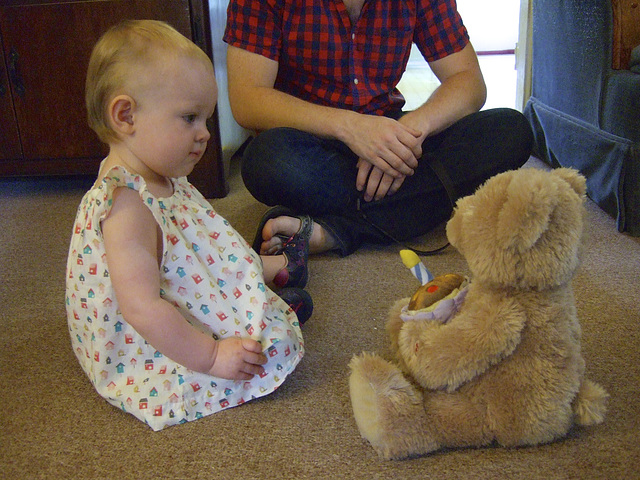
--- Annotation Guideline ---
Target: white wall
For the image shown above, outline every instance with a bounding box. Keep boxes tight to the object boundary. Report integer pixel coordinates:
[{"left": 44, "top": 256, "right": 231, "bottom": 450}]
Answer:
[
  {"left": 208, "top": 0, "right": 251, "bottom": 175},
  {"left": 457, "top": 0, "right": 520, "bottom": 52}
]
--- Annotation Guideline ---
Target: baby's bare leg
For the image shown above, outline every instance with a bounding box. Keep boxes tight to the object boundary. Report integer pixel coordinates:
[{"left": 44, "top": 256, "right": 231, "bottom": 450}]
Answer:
[{"left": 261, "top": 254, "right": 287, "bottom": 284}]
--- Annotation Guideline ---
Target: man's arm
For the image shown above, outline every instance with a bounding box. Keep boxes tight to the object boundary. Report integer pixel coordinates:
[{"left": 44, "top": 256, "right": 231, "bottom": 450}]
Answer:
[
  {"left": 226, "top": 45, "right": 344, "bottom": 138},
  {"left": 226, "top": 45, "right": 421, "bottom": 178},
  {"left": 358, "top": 43, "right": 487, "bottom": 201},
  {"left": 400, "top": 42, "right": 487, "bottom": 140}
]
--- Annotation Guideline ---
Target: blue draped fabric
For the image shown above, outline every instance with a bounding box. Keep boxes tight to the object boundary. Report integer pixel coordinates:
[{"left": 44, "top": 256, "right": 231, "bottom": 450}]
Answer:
[{"left": 523, "top": 0, "right": 640, "bottom": 235}]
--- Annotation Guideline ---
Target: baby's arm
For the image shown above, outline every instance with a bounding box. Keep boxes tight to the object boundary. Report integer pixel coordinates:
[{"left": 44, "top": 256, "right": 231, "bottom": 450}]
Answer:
[{"left": 103, "top": 187, "right": 267, "bottom": 380}]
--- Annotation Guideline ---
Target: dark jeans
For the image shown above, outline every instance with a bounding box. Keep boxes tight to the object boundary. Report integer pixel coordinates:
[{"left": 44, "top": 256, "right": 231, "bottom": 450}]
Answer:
[{"left": 241, "top": 108, "right": 534, "bottom": 256}]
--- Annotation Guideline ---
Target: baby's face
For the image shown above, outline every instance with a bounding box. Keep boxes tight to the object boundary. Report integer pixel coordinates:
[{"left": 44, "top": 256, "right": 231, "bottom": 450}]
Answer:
[{"left": 128, "top": 55, "right": 218, "bottom": 180}]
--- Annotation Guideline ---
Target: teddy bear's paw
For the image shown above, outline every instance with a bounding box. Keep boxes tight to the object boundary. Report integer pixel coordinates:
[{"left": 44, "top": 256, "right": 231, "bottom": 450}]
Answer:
[
  {"left": 349, "top": 353, "right": 399, "bottom": 447},
  {"left": 349, "top": 353, "right": 437, "bottom": 460}
]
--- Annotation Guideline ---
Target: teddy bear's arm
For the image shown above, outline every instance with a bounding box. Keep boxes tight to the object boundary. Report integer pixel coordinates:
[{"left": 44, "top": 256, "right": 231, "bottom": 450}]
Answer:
[
  {"left": 386, "top": 298, "right": 410, "bottom": 357},
  {"left": 397, "top": 296, "right": 526, "bottom": 392}
]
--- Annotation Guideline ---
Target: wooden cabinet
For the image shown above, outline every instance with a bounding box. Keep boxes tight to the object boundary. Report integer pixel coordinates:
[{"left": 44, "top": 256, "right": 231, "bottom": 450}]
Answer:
[
  {"left": 0, "top": 0, "right": 227, "bottom": 197},
  {"left": 0, "top": 44, "right": 21, "bottom": 160},
  {"left": 612, "top": 0, "right": 640, "bottom": 70}
]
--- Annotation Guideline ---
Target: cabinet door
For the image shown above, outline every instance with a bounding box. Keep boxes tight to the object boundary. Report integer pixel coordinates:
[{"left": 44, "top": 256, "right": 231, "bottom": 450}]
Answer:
[
  {"left": 0, "top": 39, "right": 22, "bottom": 161},
  {"left": 612, "top": 0, "right": 640, "bottom": 69},
  {"left": 0, "top": 0, "right": 195, "bottom": 173}
]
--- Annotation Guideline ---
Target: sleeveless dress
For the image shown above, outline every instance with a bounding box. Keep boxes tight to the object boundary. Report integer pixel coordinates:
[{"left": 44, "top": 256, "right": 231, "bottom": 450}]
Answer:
[{"left": 65, "top": 165, "right": 304, "bottom": 430}]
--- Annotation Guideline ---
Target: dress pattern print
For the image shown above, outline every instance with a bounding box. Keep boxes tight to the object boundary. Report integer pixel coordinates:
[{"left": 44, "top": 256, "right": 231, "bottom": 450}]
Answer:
[{"left": 65, "top": 166, "right": 304, "bottom": 431}]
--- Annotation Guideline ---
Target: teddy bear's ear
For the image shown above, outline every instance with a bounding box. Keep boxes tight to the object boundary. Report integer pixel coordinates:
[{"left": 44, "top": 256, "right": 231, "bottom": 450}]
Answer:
[
  {"left": 495, "top": 171, "right": 559, "bottom": 252},
  {"left": 552, "top": 168, "right": 587, "bottom": 197}
]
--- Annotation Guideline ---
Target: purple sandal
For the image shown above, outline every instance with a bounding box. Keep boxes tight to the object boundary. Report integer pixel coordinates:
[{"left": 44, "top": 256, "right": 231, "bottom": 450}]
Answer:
[
  {"left": 253, "top": 206, "right": 312, "bottom": 289},
  {"left": 278, "top": 287, "right": 313, "bottom": 324},
  {"left": 272, "top": 215, "right": 312, "bottom": 289}
]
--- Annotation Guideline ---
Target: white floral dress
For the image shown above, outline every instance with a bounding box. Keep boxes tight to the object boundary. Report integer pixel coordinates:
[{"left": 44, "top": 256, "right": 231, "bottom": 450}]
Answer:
[{"left": 65, "top": 166, "right": 304, "bottom": 430}]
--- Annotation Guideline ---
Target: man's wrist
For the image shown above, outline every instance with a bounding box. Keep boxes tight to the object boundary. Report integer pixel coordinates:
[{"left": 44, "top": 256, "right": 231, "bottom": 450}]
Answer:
[{"left": 328, "top": 109, "right": 359, "bottom": 143}]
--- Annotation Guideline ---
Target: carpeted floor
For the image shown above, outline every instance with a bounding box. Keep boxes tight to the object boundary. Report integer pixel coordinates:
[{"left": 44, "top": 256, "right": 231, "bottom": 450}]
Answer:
[{"left": 1, "top": 157, "right": 639, "bottom": 479}]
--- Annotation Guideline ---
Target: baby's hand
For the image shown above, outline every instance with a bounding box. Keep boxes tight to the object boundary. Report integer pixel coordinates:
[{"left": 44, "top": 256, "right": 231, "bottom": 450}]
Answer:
[{"left": 209, "top": 337, "right": 267, "bottom": 380}]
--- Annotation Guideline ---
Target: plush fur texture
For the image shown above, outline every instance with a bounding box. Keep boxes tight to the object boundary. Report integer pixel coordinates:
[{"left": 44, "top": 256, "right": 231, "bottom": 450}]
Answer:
[{"left": 349, "top": 168, "right": 608, "bottom": 460}]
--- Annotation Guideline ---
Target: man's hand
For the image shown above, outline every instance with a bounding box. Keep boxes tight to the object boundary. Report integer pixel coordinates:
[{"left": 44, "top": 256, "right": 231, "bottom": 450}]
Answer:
[
  {"left": 356, "top": 159, "right": 407, "bottom": 201},
  {"left": 345, "top": 114, "right": 423, "bottom": 178},
  {"left": 352, "top": 113, "right": 426, "bottom": 201}
]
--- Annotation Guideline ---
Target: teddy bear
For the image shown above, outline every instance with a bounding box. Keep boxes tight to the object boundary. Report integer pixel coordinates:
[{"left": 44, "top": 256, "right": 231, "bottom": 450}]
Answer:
[{"left": 348, "top": 167, "right": 608, "bottom": 460}]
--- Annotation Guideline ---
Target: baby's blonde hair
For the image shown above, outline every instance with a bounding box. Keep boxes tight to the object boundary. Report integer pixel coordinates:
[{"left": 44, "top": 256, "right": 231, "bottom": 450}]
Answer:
[{"left": 86, "top": 19, "right": 213, "bottom": 143}]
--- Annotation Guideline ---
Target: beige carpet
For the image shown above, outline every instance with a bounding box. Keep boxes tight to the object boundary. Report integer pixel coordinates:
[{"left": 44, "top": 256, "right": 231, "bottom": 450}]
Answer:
[{"left": 2, "top": 157, "right": 639, "bottom": 479}]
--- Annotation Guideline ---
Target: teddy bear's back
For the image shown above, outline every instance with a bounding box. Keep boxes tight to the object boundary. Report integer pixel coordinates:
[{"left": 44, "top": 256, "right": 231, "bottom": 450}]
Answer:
[{"left": 460, "top": 285, "right": 585, "bottom": 446}]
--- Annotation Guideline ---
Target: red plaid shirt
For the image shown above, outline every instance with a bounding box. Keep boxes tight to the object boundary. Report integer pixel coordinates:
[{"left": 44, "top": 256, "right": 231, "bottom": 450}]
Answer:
[{"left": 224, "top": 0, "right": 469, "bottom": 115}]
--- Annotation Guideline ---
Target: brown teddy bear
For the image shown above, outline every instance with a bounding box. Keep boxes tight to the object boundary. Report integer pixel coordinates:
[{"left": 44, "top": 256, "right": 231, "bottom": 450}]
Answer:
[{"left": 349, "top": 167, "right": 608, "bottom": 460}]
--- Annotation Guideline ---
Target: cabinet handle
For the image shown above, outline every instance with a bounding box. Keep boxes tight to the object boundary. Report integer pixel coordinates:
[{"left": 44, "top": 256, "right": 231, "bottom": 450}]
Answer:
[{"left": 8, "top": 47, "right": 26, "bottom": 97}]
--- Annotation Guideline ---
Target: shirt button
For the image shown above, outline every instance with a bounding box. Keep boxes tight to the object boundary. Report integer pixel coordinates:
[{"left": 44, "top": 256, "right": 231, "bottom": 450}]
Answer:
[
  {"left": 354, "top": 78, "right": 359, "bottom": 85},
  {"left": 351, "top": 33, "right": 355, "bottom": 40}
]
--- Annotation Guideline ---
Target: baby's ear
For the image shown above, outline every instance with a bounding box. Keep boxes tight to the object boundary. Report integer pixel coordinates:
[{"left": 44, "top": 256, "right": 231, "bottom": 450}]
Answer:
[{"left": 108, "top": 95, "right": 135, "bottom": 135}]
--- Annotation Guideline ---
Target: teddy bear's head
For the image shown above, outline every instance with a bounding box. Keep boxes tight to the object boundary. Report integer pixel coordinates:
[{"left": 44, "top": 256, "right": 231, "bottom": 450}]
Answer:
[{"left": 446, "top": 168, "right": 586, "bottom": 291}]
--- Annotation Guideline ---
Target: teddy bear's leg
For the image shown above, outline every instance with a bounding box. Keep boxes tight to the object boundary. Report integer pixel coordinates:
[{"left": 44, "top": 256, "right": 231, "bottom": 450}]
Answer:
[
  {"left": 421, "top": 390, "right": 494, "bottom": 449},
  {"left": 348, "top": 353, "right": 439, "bottom": 460}
]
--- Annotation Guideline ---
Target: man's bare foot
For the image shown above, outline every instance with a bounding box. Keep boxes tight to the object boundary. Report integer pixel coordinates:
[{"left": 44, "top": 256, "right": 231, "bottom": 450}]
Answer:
[{"left": 258, "top": 216, "right": 336, "bottom": 255}]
